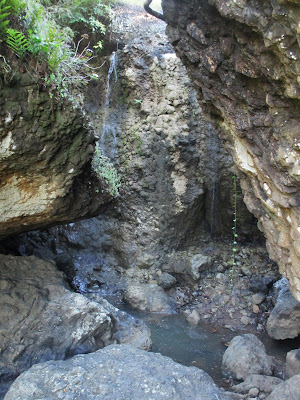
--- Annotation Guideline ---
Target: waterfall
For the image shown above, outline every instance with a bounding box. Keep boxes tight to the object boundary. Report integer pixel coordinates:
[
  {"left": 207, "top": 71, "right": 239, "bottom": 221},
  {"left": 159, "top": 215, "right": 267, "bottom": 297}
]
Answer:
[
  {"left": 100, "top": 52, "right": 118, "bottom": 159},
  {"left": 206, "top": 127, "right": 219, "bottom": 236}
]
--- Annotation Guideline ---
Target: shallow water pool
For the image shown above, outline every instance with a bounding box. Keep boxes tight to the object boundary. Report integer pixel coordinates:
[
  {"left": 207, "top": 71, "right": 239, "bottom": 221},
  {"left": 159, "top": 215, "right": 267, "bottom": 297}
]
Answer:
[{"left": 117, "top": 305, "right": 300, "bottom": 386}]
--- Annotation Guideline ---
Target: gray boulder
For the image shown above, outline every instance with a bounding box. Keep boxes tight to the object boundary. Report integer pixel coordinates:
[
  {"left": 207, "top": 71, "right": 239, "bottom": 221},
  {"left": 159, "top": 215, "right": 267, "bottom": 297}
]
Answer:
[
  {"left": 231, "top": 374, "right": 283, "bottom": 395},
  {"left": 286, "top": 349, "right": 300, "bottom": 379},
  {"left": 265, "top": 374, "right": 300, "bottom": 400},
  {"left": 267, "top": 279, "right": 300, "bottom": 339},
  {"left": 157, "top": 272, "right": 177, "bottom": 289},
  {"left": 189, "top": 253, "right": 212, "bottom": 280},
  {"left": 86, "top": 293, "right": 152, "bottom": 350},
  {"left": 123, "top": 282, "right": 175, "bottom": 313},
  {"left": 222, "top": 334, "right": 275, "bottom": 381},
  {"left": 0, "top": 255, "right": 151, "bottom": 395},
  {"left": 164, "top": 252, "right": 212, "bottom": 282},
  {"left": 4, "top": 344, "right": 232, "bottom": 400}
]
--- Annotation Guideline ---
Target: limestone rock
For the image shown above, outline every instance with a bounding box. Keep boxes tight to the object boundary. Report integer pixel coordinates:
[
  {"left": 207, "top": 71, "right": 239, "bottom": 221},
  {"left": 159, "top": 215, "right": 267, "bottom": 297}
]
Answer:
[
  {"left": 189, "top": 253, "right": 212, "bottom": 280},
  {"left": 123, "top": 282, "right": 175, "bottom": 313},
  {"left": 86, "top": 293, "right": 152, "bottom": 351},
  {"left": 222, "top": 334, "right": 274, "bottom": 381},
  {"left": 266, "top": 281, "right": 300, "bottom": 339},
  {"left": 0, "top": 254, "right": 151, "bottom": 396},
  {"left": 285, "top": 349, "right": 300, "bottom": 379},
  {"left": 185, "top": 308, "right": 201, "bottom": 325},
  {"left": 6, "top": 17, "right": 260, "bottom": 294},
  {"left": 265, "top": 374, "right": 300, "bottom": 400},
  {"left": 0, "top": 255, "right": 111, "bottom": 392},
  {"left": 4, "top": 344, "right": 232, "bottom": 400},
  {"left": 162, "top": 0, "right": 300, "bottom": 301},
  {"left": 232, "top": 374, "right": 283, "bottom": 395},
  {"left": 0, "top": 72, "right": 110, "bottom": 239},
  {"left": 165, "top": 251, "right": 212, "bottom": 283},
  {"left": 157, "top": 272, "right": 177, "bottom": 289},
  {"left": 252, "top": 293, "right": 266, "bottom": 305}
]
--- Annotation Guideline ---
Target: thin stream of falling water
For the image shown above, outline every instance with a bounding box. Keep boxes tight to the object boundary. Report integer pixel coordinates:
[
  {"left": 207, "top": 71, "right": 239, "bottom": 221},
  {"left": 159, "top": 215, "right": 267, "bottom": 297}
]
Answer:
[
  {"left": 206, "top": 127, "right": 220, "bottom": 236},
  {"left": 100, "top": 52, "right": 118, "bottom": 159}
]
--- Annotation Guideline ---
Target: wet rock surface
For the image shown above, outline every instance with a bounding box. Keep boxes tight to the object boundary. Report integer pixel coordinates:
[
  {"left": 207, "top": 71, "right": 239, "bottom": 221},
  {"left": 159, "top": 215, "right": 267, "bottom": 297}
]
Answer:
[
  {"left": 85, "top": 294, "right": 152, "bottom": 351},
  {"left": 162, "top": 0, "right": 300, "bottom": 301},
  {"left": 124, "top": 283, "right": 175, "bottom": 313},
  {"left": 222, "top": 334, "right": 275, "bottom": 381},
  {"left": 0, "top": 4, "right": 262, "bottom": 304},
  {"left": 4, "top": 344, "right": 232, "bottom": 400},
  {"left": 0, "top": 255, "right": 151, "bottom": 398},
  {"left": 1, "top": 3, "right": 300, "bottom": 400}
]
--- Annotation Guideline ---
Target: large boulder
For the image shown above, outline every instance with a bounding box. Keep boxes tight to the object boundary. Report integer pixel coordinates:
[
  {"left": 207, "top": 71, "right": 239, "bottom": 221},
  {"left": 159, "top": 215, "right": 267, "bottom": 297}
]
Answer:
[
  {"left": 0, "top": 71, "right": 110, "bottom": 239},
  {"left": 267, "top": 279, "right": 300, "bottom": 339},
  {"left": 4, "top": 344, "right": 232, "bottom": 400},
  {"left": 123, "top": 282, "right": 175, "bottom": 313},
  {"left": 265, "top": 374, "right": 300, "bottom": 400},
  {"left": 286, "top": 349, "right": 300, "bottom": 379},
  {"left": 86, "top": 293, "right": 152, "bottom": 351},
  {"left": 0, "top": 255, "right": 151, "bottom": 396},
  {"left": 222, "top": 334, "right": 275, "bottom": 381}
]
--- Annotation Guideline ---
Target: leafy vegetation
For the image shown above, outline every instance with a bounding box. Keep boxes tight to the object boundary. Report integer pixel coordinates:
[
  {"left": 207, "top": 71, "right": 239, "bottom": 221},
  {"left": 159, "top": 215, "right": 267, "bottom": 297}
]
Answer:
[
  {"left": 0, "top": 0, "right": 114, "bottom": 99},
  {"left": 1, "top": 0, "right": 122, "bottom": 194},
  {"left": 92, "top": 145, "right": 121, "bottom": 197},
  {"left": 0, "top": 0, "right": 10, "bottom": 36},
  {"left": 6, "top": 28, "right": 28, "bottom": 57},
  {"left": 45, "top": 0, "right": 112, "bottom": 34}
]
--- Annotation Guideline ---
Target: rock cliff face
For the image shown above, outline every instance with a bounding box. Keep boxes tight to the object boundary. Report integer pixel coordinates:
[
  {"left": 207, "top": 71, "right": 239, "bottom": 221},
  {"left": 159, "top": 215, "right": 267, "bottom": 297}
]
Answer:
[
  {"left": 0, "top": 71, "right": 110, "bottom": 239},
  {"left": 162, "top": 0, "right": 300, "bottom": 300},
  {"left": 4, "top": 20, "right": 262, "bottom": 295}
]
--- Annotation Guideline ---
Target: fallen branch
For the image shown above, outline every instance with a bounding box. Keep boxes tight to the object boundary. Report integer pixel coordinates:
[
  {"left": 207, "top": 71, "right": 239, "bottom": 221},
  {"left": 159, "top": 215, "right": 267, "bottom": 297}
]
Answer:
[{"left": 144, "top": 0, "right": 165, "bottom": 21}]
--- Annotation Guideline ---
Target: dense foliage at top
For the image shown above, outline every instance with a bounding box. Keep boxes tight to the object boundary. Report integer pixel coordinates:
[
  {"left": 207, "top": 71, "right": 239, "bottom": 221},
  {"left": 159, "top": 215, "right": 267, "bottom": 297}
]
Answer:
[{"left": 0, "top": 0, "right": 114, "bottom": 99}]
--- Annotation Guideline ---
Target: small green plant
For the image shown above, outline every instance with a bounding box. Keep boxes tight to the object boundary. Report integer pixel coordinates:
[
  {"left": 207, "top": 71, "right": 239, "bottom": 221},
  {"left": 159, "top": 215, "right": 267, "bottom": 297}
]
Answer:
[
  {"left": 230, "top": 174, "right": 238, "bottom": 283},
  {"left": 46, "top": 0, "right": 112, "bottom": 35},
  {"left": 0, "top": 0, "right": 11, "bottom": 37},
  {"left": 92, "top": 145, "right": 121, "bottom": 197},
  {"left": 6, "top": 28, "right": 29, "bottom": 57},
  {"left": 6, "top": 0, "right": 26, "bottom": 14},
  {"left": 1, "top": 0, "right": 113, "bottom": 100}
]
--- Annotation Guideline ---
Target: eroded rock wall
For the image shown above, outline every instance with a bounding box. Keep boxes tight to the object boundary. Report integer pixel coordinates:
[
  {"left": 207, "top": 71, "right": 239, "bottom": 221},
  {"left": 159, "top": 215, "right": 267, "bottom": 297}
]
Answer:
[
  {"left": 0, "top": 71, "right": 110, "bottom": 239},
  {"left": 4, "top": 26, "right": 262, "bottom": 294},
  {"left": 162, "top": 0, "right": 300, "bottom": 300}
]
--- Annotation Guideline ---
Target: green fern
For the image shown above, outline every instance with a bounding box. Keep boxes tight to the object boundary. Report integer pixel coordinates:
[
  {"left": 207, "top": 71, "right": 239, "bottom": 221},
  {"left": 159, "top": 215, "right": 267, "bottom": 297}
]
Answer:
[
  {"left": 6, "top": 28, "right": 29, "bottom": 57},
  {"left": 0, "top": 0, "right": 11, "bottom": 37}
]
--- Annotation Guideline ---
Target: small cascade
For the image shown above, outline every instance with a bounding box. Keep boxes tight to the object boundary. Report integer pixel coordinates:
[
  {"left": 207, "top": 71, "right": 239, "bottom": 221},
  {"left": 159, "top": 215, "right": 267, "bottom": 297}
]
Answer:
[
  {"left": 206, "top": 127, "right": 220, "bottom": 236},
  {"left": 99, "top": 52, "right": 118, "bottom": 159}
]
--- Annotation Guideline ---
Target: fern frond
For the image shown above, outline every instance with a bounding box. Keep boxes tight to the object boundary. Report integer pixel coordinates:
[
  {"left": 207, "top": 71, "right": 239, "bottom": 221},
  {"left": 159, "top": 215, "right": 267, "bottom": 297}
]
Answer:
[
  {"left": 0, "top": 0, "right": 10, "bottom": 36},
  {"left": 6, "top": 28, "right": 29, "bottom": 57}
]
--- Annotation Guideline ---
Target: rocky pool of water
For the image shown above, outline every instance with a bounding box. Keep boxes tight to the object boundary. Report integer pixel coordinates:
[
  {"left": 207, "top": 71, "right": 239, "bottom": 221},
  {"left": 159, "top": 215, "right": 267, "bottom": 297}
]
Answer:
[{"left": 108, "top": 299, "right": 300, "bottom": 387}]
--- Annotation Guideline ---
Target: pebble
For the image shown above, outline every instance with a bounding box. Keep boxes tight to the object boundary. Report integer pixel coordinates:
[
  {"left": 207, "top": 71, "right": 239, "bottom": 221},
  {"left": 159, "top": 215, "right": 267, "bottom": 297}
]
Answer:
[
  {"left": 253, "top": 304, "right": 259, "bottom": 313},
  {"left": 252, "top": 293, "right": 266, "bottom": 305},
  {"left": 241, "top": 316, "right": 251, "bottom": 325},
  {"left": 249, "top": 388, "right": 259, "bottom": 396}
]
